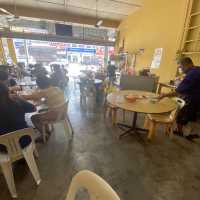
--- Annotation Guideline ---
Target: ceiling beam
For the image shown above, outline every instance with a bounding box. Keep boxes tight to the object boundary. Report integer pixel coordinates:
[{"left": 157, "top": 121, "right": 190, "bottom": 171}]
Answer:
[
  {"left": 35, "top": 0, "right": 138, "bottom": 16},
  {"left": 0, "top": 4, "right": 120, "bottom": 28},
  {"left": 36, "top": 0, "right": 142, "bottom": 8},
  {"left": 0, "top": 30, "right": 115, "bottom": 46},
  {"left": 108, "top": 0, "right": 142, "bottom": 7}
]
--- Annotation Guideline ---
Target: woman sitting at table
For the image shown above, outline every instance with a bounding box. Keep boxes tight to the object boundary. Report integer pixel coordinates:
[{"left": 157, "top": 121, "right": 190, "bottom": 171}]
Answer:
[
  {"left": 22, "top": 75, "right": 65, "bottom": 135},
  {"left": 0, "top": 83, "right": 36, "bottom": 152},
  {"left": 0, "top": 70, "right": 21, "bottom": 93}
]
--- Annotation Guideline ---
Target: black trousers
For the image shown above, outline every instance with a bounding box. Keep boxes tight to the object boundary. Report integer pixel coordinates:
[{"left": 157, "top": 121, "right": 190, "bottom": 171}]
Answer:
[{"left": 176, "top": 102, "right": 200, "bottom": 125}]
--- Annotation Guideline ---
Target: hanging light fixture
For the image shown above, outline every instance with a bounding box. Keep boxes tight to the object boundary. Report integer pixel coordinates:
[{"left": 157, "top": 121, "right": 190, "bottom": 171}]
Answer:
[
  {"left": 95, "top": 19, "right": 103, "bottom": 27},
  {"left": 95, "top": 0, "right": 103, "bottom": 28}
]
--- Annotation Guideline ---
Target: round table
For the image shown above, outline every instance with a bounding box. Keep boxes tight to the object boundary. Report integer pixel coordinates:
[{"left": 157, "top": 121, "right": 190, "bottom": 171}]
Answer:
[{"left": 107, "top": 90, "right": 177, "bottom": 139}]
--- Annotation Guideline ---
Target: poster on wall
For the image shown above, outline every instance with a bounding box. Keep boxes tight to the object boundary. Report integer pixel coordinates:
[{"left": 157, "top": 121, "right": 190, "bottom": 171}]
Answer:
[{"left": 150, "top": 48, "right": 163, "bottom": 69}]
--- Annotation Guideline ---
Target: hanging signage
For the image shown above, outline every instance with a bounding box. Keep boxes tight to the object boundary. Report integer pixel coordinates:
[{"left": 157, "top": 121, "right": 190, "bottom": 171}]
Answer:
[
  {"left": 66, "top": 47, "right": 96, "bottom": 53},
  {"left": 96, "top": 47, "right": 104, "bottom": 56}
]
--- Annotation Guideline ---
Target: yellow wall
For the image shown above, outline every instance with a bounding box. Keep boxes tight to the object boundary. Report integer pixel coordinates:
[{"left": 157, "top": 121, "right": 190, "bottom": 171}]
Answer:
[
  {"left": 7, "top": 38, "right": 17, "bottom": 65},
  {"left": 0, "top": 39, "right": 6, "bottom": 64},
  {"left": 118, "top": 0, "right": 188, "bottom": 82}
]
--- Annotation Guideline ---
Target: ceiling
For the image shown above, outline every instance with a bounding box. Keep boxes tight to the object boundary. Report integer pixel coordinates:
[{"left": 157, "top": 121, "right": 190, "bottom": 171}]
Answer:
[{"left": 0, "top": 0, "right": 143, "bottom": 27}]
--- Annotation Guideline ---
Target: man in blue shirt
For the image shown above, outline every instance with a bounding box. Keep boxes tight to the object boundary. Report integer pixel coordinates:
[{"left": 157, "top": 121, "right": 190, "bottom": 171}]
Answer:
[{"left": 160, "top": 57, "right": 200, "bottom": 139}]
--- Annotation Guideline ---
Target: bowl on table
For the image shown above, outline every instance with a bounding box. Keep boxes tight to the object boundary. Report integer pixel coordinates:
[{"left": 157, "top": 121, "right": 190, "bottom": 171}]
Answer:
[{"left": 124, "top": 94, "right": 138, "bottom": 103}]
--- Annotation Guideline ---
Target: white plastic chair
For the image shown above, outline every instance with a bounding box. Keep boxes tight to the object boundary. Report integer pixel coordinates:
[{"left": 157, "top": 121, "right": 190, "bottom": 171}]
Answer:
[
  {"left": 41, "top": 101, "right": 73, "bottom": 143},
  {"left": 0, "top": 128, "right": 41, "bottom": 198},
  {"left": 65, "top": 170, "right": 121, "bottom": 200},
  {"left": 144, "top": 97, "right": 185, "bottom": 140}
]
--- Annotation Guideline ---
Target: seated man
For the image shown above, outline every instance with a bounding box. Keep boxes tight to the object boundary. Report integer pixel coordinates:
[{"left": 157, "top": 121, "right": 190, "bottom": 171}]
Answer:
[
  {"left": 0, "top": 83, "right": 36, "bottom": 152},
  {"left": 159, "top": 57, "right": 200, "bottom": 140},
  {"left": 22, "top": 75, "right": 65, "bottom": 135}
]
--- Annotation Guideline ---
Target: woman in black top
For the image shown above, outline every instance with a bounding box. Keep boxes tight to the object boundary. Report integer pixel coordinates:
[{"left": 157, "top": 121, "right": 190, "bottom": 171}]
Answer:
[{"left": 0, "top": 83, "right": 36, "bottom": 152}]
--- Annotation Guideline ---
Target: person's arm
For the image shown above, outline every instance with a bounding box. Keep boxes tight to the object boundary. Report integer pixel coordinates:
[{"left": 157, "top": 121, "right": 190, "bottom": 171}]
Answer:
[
  {"left": 159, "top": 71, "right": 195, "bottom": 99},
  {"left": 159, "top": 91, "right": 177, "bottom": 99},
  {"left": 20, "top": 99, "right": 37, "bottom": 113},
  {"left": 21, "top": 90, "right": 44, "bottom": 101}
]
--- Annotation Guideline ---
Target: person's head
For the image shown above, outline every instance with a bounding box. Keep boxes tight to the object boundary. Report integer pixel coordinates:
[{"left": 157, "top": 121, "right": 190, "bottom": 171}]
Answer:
[
  {"left": 177, "top": 57, "right": 194, "bottom": 73},
  {"left": 34, "top": 63, "right": 43, "bottom": 69},
  {"left": 9, "top": 79, "right": 17, "bottom": 87},
  {"left": 0, "top": 82, "right": 10, "bottom": 104},
  {"left": 108, "top": 61, "right": 111, "bottom": 65},
  {"left": 36, "top": 75, "right": 51, "bottom": 89},
  {"left": 29, "top": 64, "right": 34, "bottom": 69},
  {"left": 0, "top": 70, "right": 8, "bottom": 84},
  {"left": 52, "top": 64, "right": 61, "bottom": 72}
]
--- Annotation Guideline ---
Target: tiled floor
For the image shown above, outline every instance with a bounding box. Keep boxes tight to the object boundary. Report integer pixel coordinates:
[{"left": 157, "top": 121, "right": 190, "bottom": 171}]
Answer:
[{"left": 0, "top": 85, "right": 200, "bottom": 200}]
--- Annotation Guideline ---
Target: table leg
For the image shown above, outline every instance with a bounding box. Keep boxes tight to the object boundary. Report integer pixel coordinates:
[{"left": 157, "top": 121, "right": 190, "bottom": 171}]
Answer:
[
  {"left": 118, "top": 112, "right": 148, "bottom": 139},
  {"left": 132, "top": 112, "right": 137, "bottom": 129}
]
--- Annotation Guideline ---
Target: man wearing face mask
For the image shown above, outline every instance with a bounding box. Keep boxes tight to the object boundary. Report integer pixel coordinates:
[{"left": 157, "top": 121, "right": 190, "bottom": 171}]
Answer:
[{"left": 159, "top": 57, "right": 200, "bottom": 139}]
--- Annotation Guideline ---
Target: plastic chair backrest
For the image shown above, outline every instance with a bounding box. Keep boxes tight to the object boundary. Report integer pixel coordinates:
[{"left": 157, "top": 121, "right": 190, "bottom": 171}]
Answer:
[
  {"left": 65, "top": 170, "right": 121, "bottom": 200},
  {"left": 0, "top": 128, "right": 34, "bottom": 160},
  {"left": 169, "top": 97, "right": 185, "bottom": 120},
  {"left": 49, "top": 100, "right": 69, "bottom": 121}
]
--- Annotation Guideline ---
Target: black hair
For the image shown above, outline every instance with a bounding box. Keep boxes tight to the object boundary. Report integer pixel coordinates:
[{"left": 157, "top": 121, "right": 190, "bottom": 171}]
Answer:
[
  {"left": 9, "top": 79, "right": 17, "bottom": 87},
  {"left": 34, "top": 63, "right": 43, "bottom": 68},
  {"left": 0, "top": 70, "right": 8, "bottom": 82},
  {"left": 36, "top": 75, "right": 51, "bottom": 89},
  {"left": 0, "top": 83, "right": 10, "bottom": 107},
  {"left": 178, "top": 57, "right": 193, "bottom": 65},
  {"left": 51, "top": 64, "right": 61, "bottom": 72}
]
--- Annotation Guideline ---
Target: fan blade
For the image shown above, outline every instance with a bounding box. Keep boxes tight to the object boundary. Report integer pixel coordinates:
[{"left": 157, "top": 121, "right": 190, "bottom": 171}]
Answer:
[{"left": 0, "top": 8, "right": 14, "bottom": 16}]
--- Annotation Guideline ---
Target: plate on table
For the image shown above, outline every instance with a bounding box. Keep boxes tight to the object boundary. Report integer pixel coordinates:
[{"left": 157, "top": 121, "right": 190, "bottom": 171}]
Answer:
[{"left": 124, "top": 94, "right": 138, "bottom": 103}]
